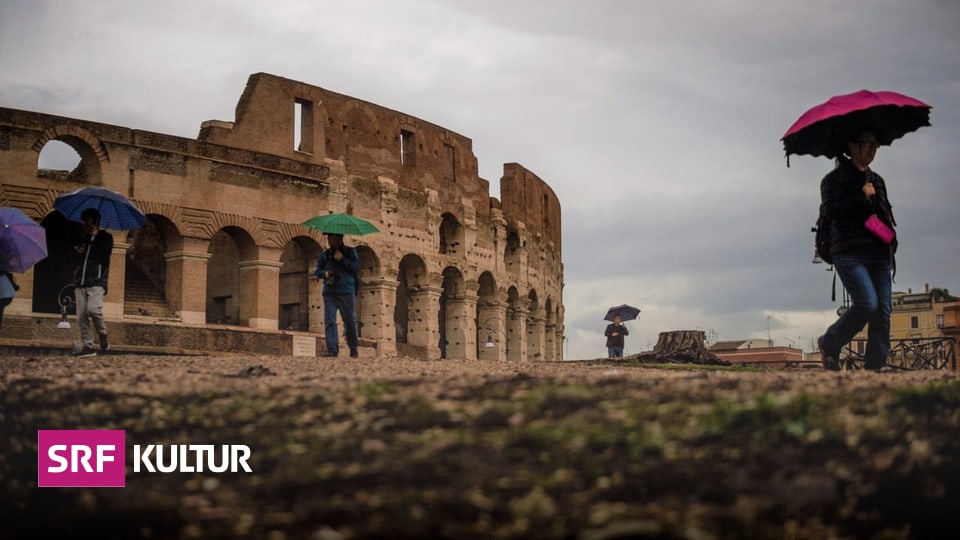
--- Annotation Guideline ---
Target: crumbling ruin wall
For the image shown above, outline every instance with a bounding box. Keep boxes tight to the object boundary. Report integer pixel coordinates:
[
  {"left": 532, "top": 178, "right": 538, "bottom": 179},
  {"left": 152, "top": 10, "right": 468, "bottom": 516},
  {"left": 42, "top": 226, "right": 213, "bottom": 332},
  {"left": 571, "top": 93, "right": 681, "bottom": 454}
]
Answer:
[{"left": 0, "top": 72, "right": 565, "bottom": 360}]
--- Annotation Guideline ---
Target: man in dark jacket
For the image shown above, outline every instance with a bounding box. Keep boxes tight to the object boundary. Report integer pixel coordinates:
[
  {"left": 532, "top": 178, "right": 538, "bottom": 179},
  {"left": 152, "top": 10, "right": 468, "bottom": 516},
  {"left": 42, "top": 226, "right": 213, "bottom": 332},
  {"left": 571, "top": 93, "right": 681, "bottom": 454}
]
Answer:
[
  {"left": 314, "top": 233, "right": 360, "bottom": 357},
  {"left": 604, "top": 314, "right": 629, "bottom": 358},
  {"left": 73, "top": 208, "right": 113, "bottom": 357}
]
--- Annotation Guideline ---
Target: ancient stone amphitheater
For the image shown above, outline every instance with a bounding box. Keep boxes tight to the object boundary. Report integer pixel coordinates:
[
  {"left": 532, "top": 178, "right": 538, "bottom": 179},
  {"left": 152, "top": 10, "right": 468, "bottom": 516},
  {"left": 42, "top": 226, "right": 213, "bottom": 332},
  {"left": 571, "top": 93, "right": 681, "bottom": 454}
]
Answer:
[{"left": 0, "top": 73, "right": 564, "bottom": 361}]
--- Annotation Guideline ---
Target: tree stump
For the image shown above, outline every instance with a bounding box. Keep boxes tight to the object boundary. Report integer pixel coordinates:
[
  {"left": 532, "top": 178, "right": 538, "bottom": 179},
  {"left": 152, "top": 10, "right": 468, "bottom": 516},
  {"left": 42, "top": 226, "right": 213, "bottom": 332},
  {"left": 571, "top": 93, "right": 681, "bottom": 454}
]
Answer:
[{"left": 630, "top": 330, "right": 730, "bottom": 366}]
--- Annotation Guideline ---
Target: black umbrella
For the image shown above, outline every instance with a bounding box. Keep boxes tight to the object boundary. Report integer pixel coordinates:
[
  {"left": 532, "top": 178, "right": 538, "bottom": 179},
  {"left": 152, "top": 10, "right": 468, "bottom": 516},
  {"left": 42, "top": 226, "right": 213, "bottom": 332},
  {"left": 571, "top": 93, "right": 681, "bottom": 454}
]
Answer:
[{"left": 604, "top": 304, "right": 640, "bottom": 322}]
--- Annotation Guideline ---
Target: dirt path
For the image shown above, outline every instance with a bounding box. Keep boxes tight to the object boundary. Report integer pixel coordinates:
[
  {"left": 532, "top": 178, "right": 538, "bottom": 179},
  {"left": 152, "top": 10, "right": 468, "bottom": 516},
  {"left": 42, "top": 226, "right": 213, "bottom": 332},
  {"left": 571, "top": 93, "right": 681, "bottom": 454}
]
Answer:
[{"left": 3, "top": 352, "right": 959, "bottom": 539}]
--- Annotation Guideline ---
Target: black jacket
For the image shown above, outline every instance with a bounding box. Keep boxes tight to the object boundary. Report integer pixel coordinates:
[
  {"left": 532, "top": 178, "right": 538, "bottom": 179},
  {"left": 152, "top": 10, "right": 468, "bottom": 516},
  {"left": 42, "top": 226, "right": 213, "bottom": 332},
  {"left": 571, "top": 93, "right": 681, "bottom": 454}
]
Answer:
[
  {"left": 74, "top": 230, "right": 113, "bottom": 292},
  {"left": 820, "top": 157, "right": 897, "bottom": 259},
  {"left": 604, "top": 323, "right": 628, "bottom": 348}
]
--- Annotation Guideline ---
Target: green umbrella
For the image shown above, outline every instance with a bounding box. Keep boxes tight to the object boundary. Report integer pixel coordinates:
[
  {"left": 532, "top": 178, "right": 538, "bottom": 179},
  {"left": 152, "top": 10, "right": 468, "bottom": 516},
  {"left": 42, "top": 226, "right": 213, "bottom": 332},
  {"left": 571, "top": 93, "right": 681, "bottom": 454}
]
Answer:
[{"left": 303, "top": 213, "right": 379, "bottom": 236}]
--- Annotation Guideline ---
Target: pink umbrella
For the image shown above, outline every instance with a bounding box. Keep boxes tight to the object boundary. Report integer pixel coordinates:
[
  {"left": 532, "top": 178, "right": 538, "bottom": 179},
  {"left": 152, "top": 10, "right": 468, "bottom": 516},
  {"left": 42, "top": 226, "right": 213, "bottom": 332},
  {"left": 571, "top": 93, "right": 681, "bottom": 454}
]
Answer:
[{"left": 781, "top": 89, "right": 931, "bottom": 163}]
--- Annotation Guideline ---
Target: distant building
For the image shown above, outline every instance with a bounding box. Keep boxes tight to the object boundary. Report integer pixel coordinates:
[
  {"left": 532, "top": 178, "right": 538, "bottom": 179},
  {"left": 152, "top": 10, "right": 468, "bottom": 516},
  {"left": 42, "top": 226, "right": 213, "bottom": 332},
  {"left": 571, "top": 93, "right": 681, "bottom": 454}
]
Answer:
[
  {"left": 708, "top": 340, "right": 803, "bottom": 368},
  {"left": 849, "top": 284, "right": 959, "bottom": 355}
]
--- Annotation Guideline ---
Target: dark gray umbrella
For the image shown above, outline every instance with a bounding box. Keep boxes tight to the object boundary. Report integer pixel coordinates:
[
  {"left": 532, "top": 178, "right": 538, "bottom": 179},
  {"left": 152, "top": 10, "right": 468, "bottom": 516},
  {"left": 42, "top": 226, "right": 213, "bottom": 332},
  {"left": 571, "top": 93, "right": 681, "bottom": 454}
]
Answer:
[{"left": 604, "top": 304, "right": 640, "bottom": 322}]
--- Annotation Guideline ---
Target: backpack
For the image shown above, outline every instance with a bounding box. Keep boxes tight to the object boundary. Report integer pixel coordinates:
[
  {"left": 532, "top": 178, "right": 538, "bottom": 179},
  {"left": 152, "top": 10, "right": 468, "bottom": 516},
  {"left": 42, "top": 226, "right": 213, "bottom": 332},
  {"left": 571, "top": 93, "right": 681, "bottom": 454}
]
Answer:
[
  {"left": 813, "top": 202, "right": 832, "bottom": 265},
  {"left": 813, "top": 203, "right": 839, "bottom": 301}
]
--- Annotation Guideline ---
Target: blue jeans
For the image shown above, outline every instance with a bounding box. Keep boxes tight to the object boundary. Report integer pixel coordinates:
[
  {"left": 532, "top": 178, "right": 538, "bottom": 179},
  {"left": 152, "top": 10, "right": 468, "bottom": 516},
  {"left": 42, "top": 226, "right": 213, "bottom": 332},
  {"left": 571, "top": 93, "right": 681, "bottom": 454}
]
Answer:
[
  {"left": 323, "top": 293, "right": 358, "bottom": 355},
  {"left": 608, "top": 346, "right": 624, "bottom": 358},
  {"left": 821, "top": 254, "right": 892, "bottom": 369}
]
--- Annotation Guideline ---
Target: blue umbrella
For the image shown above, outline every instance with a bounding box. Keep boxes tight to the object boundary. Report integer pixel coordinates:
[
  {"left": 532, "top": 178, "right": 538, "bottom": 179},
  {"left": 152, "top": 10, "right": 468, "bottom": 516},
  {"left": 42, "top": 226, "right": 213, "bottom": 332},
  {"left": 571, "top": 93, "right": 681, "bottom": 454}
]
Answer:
[
  {"left": 54, "top": 186, "right": 146, "bottom": 230},
  {"left": 604, "top": 304, "right": 640, "bottom": 322},
  {"left": 0, "top": 207, "right": 48, "bottom": 273}
]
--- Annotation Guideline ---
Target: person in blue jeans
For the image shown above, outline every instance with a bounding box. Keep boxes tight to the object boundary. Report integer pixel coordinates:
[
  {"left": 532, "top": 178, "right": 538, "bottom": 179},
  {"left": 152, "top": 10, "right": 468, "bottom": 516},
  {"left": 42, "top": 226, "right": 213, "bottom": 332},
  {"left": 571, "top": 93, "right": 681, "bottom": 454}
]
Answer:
[
  {"left": 604, "top": 314, "right": 628, "bottom": 358},
  {"left": 818, "top": 129, "right": 897, "bottom": 371},
  {"left": 315, "top": 233, "right": 360, "bottom": 358}
]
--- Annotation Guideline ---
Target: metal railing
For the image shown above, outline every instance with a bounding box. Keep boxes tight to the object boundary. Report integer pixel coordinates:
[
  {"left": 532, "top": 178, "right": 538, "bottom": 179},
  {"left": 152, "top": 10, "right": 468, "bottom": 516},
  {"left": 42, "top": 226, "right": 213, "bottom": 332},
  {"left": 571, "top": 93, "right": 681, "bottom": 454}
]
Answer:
[{"left": 840, "top": 336, "right": 957, "bottom": 371}]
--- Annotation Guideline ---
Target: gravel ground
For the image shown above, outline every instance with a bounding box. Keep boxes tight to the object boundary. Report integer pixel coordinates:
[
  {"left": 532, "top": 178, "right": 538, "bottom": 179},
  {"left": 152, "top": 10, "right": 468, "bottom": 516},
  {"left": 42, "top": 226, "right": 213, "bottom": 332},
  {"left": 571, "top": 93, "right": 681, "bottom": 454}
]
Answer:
[
  {"left": 3, "top": 350, "right": 958, "bottom": 395},
  {"left": 3, "top": 351, "right": 960, "bottom": 539}
]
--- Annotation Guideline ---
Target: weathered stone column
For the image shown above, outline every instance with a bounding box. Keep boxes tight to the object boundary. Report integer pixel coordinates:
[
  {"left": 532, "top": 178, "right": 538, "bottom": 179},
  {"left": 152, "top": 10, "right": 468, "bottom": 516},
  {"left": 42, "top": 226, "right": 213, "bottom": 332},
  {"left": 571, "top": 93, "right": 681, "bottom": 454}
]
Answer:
[
  {"left": 102, "top": 240, "right": 129, "bottom": 319},
  {"left": 408, "top": 285, "right": 442, "bottom": 358},
  {"left": 164, "top": 237, "right": 212, "bottom": 325},
  {"left": 527, "top": 317, "right": 546, "bottom": 361},
  {"left": 238, "top": 246, "right": 283, "bottom": 329},
  {"left": 544, "top": 322, "right": 556, "bottom": 362},
  {"left": 358, "top": 277, "right": 399, "bottom": 354},
  {"left": 507, "top": 306, "right": 528, "bottom": 363},
  {"left": 443, "top": 292, "right": 478, "bottom": 360}
]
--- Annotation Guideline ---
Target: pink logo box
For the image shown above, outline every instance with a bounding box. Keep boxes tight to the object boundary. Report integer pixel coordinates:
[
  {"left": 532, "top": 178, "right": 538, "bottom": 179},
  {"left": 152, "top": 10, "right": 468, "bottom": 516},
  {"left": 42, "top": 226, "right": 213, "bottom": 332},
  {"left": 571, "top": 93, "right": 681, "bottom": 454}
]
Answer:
[{"left": 38, "top": 430, "right": 126, "bottom": 487}]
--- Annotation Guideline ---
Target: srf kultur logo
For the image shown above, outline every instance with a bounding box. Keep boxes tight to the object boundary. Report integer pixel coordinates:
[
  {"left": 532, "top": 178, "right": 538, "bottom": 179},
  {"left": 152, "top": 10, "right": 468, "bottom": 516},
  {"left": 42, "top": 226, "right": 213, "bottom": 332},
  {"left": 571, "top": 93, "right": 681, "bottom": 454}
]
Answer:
[
  {"left": 38, "top": 430, "right": 126, "bottom": 487},
  {"left": 38, "top": 430, "right": 254, "bottom": 488}
]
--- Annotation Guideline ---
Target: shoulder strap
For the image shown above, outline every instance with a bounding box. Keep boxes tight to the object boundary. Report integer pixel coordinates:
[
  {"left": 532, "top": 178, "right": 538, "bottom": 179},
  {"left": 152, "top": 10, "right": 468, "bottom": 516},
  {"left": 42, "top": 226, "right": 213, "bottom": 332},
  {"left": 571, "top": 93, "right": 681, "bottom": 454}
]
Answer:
[{"left": 831, "top": 270, "right": 837, "bottom": 302}]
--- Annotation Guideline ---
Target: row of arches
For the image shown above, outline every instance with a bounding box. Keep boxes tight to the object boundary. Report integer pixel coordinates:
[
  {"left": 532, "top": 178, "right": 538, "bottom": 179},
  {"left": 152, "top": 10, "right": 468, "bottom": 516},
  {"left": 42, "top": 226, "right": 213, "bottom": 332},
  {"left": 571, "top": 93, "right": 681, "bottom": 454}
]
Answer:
[{"left": 30, "top": 212, "right": 562, "bottom": 360}]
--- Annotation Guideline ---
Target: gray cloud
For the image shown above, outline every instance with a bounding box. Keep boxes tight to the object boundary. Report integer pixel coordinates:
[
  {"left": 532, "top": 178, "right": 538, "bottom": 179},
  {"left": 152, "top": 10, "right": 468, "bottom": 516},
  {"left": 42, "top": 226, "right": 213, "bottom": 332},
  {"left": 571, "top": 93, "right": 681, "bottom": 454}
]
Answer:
[{"left": 2, "top": 0, "right": 957, "bottom": 359}]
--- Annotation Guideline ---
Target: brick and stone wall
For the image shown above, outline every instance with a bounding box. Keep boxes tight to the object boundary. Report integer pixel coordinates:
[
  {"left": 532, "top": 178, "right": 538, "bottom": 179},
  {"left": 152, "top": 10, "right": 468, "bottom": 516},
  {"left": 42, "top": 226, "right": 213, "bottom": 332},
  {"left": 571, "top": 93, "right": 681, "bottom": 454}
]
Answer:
[{"left": 0, "top": 73, "right": 564, "bottom": 360}]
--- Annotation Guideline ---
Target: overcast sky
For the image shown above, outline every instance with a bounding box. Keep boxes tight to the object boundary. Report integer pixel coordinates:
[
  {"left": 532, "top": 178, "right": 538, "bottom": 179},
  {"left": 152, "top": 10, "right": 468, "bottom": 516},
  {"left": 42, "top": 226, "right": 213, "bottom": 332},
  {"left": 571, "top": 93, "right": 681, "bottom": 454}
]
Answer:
[{"left": 2, "top": 0, "right": 958, "bottom": 359}]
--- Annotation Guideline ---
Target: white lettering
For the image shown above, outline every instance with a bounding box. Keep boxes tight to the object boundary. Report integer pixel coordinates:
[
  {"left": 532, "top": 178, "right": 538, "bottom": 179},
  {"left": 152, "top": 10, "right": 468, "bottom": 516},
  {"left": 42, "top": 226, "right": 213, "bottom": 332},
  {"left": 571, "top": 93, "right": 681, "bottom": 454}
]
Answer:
[
  {"left": 96, "top": 445, "right": 115, "bottom": 472},
  {"left": 207, "top": 445, "right": 229, "bottom": 473},
  {"left": 48, "top": 444, "right": 69, "bottom": 473},
  {"left": 155, "top": 445, "right": 177, "bottom": 473},
  {"left": 232, "top": 445, "right": 252, "bottom": 473},
  {"left": 134, "top": 445, "right": 156, "bottom": 473},
  {"left": 132, "top": 444, "right": 252, "bottom": 474},
  {"left": 74, "top": 445, "right": 93, "bottom": 472},
  {"left": 179, "top": 445, "right": 195, "bottom": 473},
  {"left": 190, "top": 445, "right": 214, "bottom": 473}
]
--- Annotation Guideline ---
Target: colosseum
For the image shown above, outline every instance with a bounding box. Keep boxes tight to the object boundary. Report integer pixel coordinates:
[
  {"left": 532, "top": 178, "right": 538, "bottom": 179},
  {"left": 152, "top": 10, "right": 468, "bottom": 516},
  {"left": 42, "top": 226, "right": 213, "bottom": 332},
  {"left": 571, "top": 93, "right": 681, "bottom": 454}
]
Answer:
[{"left": 0, "top": 73, "right": 565, "bottom": 361}]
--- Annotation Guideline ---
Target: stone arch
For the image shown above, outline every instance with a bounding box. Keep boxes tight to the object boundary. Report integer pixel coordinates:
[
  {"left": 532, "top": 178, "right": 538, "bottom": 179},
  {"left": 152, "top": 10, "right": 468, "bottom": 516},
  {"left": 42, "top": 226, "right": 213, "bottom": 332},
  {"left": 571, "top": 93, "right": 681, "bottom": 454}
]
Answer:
[
  {"left": 270, "top": 222, "right": 324, "bottom": 253},
  {"left": 526, "top": 288, "right": 544, "bottom": 361},
  {"left": 193, "top": 212, "right": 265, "bottom": 247},
  {"left": 206, "top": 226, "right": 257, "bottom": 325},
  {"left": 354, "top": 245, "right": 381, "bottom": 338},
  {"left": 394, "top": 253, "right": 428, "bottom": 345},
  {"left": 439, "top": 212, "right": 464, "bottom": 255},
  {"left": 506, "top": 286, "right": 523, "bottom": 361},
  {"left": 125, "top": 214, "right": 182, "bottom": 318},
  {"left": 278, "top": 235, "right": 320, "bottom": 331},
  {"left": 32, "top": 125, "right": 109, "bottom": 184},
  {"left": 439, "top": 266, "right": 466, "bottom": 359},
  {"left": 527, "top": 289, "right": 540, "bottom": 318},
  {"left": 32, "top": 211, "right": 84, "bottom": 314},
  {"left": 478, "top": 272, "right": 497, "bottom": 299},
  {"left": 544, "top": 296, "right": 556, "bottom": 362},
  {"left": 475, "top": 271, "right": 500, "bottom": 358}
]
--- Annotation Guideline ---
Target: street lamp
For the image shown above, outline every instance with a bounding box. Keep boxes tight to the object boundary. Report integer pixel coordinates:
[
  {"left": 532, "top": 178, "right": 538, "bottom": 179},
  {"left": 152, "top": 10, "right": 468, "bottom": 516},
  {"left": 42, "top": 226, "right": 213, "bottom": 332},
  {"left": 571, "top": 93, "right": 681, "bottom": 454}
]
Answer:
[
  {"left": 482, "top": 317, "right": 507, "bottom": 353},
  {"left": 57, "top": 284, "right": 74, "bottom": 329}
]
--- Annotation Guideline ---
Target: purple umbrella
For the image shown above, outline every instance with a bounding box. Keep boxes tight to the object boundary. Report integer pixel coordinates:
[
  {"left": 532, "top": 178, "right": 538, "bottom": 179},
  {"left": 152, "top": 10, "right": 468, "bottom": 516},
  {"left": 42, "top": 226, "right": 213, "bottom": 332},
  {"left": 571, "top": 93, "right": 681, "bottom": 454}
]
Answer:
[
  {"left": 0, "top": 207, "right": 48, "bottom": 273},
  {"left": 781, "top": 89, "right": 931, "bottom": 163}
]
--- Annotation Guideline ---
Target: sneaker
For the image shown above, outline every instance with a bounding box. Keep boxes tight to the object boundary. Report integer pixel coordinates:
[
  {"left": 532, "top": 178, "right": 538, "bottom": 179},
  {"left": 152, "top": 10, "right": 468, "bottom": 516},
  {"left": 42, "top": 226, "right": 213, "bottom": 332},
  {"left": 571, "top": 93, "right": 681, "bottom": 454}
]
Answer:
[
  {"left": 99, "top": 334, "right": 109, "bottom": 353},
  {"left": 817, "top": 337, "right": 840, "bottom": 371},
  {"left": 349, "top": 349, "right": 359, "bottom": 358},
  {"left": 74, "top": 346, "right": 97, "bottom": 358}
]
